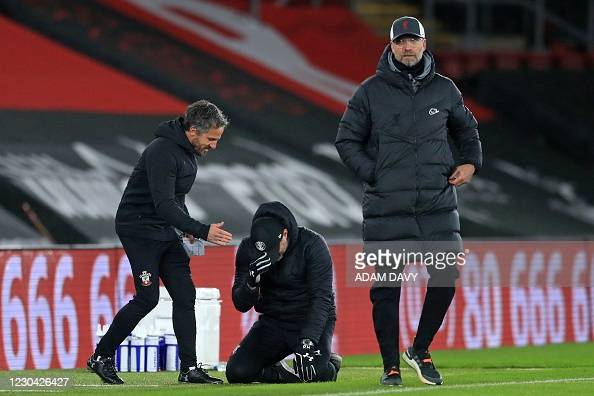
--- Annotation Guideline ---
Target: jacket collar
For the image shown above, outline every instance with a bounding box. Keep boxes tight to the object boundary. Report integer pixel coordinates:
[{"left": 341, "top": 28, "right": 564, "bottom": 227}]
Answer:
[{"left": 376, "top": 45, "right": 436, "bottom": 91}]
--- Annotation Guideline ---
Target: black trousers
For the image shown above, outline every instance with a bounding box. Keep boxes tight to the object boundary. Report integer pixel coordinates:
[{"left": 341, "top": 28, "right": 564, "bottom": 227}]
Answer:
[
  {"left": 95, "top": 236, "right": 197, "bottom": 369},
  {"left": 226, "top": 317, "right": 337, "bottom": 383},
  {"left": 370, "top": 255, "right": 459, "bottom": 371}
]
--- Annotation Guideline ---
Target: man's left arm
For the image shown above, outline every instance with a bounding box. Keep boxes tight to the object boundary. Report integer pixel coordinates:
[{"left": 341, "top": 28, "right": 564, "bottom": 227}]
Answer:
[
  {"left": 301, "top": 235, "right": 334, "bottom": 344},
  {"left": 447, "top": 81, "right": 483, "bottom": 186}
]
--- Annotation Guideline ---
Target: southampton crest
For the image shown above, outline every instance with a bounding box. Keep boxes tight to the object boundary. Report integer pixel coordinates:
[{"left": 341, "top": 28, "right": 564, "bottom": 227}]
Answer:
[
  {"left": 255, "top": 241, "right": 266, "bottom": 251},
  {"left": 139, "top": 270, "right": 152, "bottom": 286}
]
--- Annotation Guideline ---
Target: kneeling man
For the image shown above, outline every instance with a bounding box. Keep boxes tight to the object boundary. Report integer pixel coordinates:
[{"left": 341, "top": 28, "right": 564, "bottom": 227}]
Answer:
[{"left": 226, "top": 201, "right": 340, "bottom": 383}]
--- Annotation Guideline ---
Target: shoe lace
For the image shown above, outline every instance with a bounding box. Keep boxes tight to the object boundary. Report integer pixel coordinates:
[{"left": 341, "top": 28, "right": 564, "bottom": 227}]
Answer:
[
  {"left": 386, "top": 366, "right": 400, "bottom": 376},
  {"left": 187, "top": 363, "right": 209, "bottom": 375},
  {"left": 417, "top": 351, "right": 436, "bottom": 370},
  {"left": 102, "top": 356, "right": 118, "bottom": 375}
]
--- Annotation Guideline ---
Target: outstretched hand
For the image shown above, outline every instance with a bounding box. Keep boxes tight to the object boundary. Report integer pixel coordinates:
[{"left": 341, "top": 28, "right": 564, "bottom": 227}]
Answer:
[{"left": 207, "top": 222, "right": 232, "bottom": 245}]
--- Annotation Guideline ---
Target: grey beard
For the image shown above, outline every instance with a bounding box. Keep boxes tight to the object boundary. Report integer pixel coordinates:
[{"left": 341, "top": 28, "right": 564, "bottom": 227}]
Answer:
[{"left": 399, "top": 56, "right": 421, "bottom": 67}]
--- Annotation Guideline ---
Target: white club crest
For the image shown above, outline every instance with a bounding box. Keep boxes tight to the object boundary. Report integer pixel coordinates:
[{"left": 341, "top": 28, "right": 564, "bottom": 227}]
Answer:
[{"left": 255, "top": 241, "right": 266, "bottom": 251}]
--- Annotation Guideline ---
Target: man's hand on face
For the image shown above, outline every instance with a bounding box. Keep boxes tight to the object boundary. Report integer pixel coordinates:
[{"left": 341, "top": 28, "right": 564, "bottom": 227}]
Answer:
[
  {"left": 293, "top": 338, "right": 321, "bottom": 382},
  {"left": 247, "top": 252, "right": 272, "bottom": 287},
  {"left": 448, "top": 164, "right": 476, "bottom": 186},
  {"left": 207, "top": 221, "right": 233, "bottom": 245}
]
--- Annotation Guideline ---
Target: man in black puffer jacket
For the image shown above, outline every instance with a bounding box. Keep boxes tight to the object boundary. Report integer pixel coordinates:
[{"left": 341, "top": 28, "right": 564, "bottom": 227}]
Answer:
[
  {"left": 226, "top": 201, "right": 340, "bottom": 384},
  {"left": 336, "top": 17, "right": 482, "bottom": 386}
]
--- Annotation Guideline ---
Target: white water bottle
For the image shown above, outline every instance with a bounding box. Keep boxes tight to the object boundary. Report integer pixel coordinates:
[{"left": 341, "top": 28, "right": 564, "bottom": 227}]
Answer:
[
  {"left": 145, "top": 332, "right": 160, "bottom": 372},
  {"left": 130, "top": 335, "right": 146, "bottom": 372},
  {"left": 96, "top": 323, "right": 110, "bottom": 347},
  {"left": 117, "top": 335, "right": 131, "bottom": 372},
  {"left": 95, "top": 324, "right": 104, "bottom": 347},
  {"left": 164, "top": 334, "right": 179, "bottom": 371}
]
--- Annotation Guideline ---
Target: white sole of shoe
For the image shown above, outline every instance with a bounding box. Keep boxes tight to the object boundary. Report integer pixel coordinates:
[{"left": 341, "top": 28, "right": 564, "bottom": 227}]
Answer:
[{"left": 402, "top": 350, "right": 442, "bottom": 386}]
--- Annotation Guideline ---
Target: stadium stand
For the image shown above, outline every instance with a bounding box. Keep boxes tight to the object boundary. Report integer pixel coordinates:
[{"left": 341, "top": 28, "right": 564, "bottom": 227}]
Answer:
[{"left": 1, "top": 0, "right": 593, "bottom": 243}]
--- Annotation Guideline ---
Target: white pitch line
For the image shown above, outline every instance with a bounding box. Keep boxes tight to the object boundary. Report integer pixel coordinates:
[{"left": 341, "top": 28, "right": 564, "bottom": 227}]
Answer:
[
  {"left": 75, "top": 384, "right": 163, "bottom": 387},
  {"left": 345, "top": 367, "right": 556, "bottom": 372},
  {"left": 0, "top": 391, "right": 61, "bottom": 393},
  {"left": 315, "top": 377, "right": 594, "bottom": 396}
]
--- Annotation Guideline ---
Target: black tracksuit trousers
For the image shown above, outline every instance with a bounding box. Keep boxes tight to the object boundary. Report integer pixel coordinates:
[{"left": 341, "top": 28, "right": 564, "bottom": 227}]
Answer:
[
  {"left": 371, "top": 284, "right": 455, "bottom": 370},
  {"left": 95, "top": 236, "right": 198, "bottom": 370},
  {"left": 226, "top": 317, "right": 337, "bottom": 383}
]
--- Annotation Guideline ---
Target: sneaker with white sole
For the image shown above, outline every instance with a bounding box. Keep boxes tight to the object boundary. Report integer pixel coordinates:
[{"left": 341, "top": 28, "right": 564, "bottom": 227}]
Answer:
[{"left": 402, "top": 346, "right": 443, "bottom": 385}]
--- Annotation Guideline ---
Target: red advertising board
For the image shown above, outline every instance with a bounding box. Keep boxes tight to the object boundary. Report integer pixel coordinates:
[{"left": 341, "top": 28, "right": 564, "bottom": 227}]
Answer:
[{"left": 1, "top": 242, "right": 593, "bottom": 370}]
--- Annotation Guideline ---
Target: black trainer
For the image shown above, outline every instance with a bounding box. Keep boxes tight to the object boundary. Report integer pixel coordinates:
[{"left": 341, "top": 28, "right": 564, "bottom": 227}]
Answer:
[
  {"left": 329, "top": 352, "right": 342, "bottom": 380},
  {"left": 87, "top": 354, "right": 124, "bottom": 384},
  {"left": 179, "top": 365, "right": 223, "bottom": 384},
  {"left": 329, "top": 352, "right": 342, "bottom": 373},
  {"left": 380, "top": 366, "right": 402, "bottom": 386},
  {"left": 402, "top": 346, "right": 443, "bottom": 385}
]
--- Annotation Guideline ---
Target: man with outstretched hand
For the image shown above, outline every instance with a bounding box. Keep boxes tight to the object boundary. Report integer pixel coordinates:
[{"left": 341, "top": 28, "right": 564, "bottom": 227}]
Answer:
[
  {"left": 225, "top": 201, "right": 341, "bottom": 384},
  {"left": 87, "top": 100, "right": 232, "bottom": 385}
]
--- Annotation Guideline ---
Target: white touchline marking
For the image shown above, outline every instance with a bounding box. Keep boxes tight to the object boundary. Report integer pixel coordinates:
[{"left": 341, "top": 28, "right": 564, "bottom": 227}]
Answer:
[
  {"left": 75, "top": 384, "right": 163, "bottom": 387},
  {"left": 315, "top": 377, "right": 594, "bottom": 396},
  {"left": 0, "top": 391, "right": 61, "bottom": 393},
  {"left": 340, "top": 367, "right": 556, "bottom": 372}
]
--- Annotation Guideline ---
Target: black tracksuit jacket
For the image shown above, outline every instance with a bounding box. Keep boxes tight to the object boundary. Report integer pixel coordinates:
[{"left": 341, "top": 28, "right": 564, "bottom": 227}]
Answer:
[
  {"left": 232, "top": 202, "right": 336, "bottom": 344},
  {"left": 115, "top": 117, "right": 210, "bottom": 241}
]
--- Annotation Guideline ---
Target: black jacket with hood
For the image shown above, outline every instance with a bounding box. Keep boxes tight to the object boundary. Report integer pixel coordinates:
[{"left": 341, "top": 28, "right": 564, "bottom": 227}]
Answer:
[
  {"left": 335, "top": 47, "right": 482, "bottom": 241},
  {"left": 232, "top": 202, "right": 336, "bottom": 344},
  {"left": 115, "top": 117, "right": 210, "bottom": 241}
]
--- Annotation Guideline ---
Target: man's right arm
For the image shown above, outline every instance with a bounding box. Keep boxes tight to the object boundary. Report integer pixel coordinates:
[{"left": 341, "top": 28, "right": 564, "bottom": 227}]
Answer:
[
  {"left": 335, "top": 85, "right": 375, "bottom": 184},
  {"left": 145, "top": 143, "right": 210, "bottom": 240},
  {"left": 232, "top": 239, "right": 259, "bottom": 313}
]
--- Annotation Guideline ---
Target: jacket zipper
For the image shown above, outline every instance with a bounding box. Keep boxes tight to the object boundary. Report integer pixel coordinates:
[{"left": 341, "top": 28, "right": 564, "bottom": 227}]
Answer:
[{"left": 411, "top": 92, "right": 420, "bottom": 217}]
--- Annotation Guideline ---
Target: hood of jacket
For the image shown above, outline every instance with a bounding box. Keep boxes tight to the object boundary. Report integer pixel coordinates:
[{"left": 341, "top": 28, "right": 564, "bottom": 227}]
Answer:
[
  {"left": 154, "top": 117, "right": 195, "bottom": 155},
  {"left": 252, "top": 201, "right": 299, "bottom": 256},
  {"left": 376, "top": 44, "right": 436, "bottom": 89}
]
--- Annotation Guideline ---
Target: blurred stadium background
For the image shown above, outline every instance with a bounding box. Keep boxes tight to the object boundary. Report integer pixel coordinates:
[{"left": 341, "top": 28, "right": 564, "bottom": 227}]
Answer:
[{"left": 0, "top": 0, "right": 593, "bottom": 380}]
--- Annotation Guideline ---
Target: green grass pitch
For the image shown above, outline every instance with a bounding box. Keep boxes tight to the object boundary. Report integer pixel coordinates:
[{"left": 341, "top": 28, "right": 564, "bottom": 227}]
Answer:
[{"left": 3, "top": 343, "right": 594, "bottom": 395}]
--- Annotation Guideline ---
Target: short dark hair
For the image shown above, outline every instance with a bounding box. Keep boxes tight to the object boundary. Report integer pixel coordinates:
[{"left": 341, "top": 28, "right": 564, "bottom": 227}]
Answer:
[{"left": 183, "top": 100, "right": 229, "bottom": 133}]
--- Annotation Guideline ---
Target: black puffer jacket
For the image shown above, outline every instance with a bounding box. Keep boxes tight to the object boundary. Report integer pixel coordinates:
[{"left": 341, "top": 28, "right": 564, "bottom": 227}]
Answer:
[
  {"left": 232, "top": 202, "right": 336, "bottom": 343},
  {"left": 115, "top": 117, "right": 210, "bottom": 241},
  {"left": 336, "top": 47, "right": 482, "bottom": 241}
]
